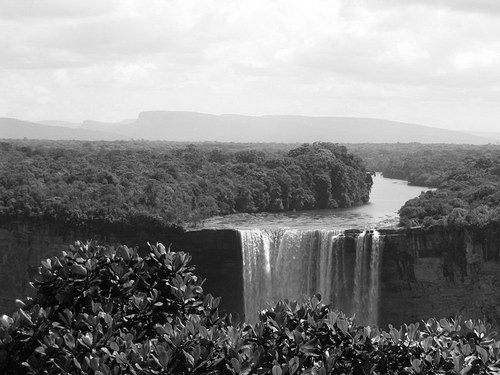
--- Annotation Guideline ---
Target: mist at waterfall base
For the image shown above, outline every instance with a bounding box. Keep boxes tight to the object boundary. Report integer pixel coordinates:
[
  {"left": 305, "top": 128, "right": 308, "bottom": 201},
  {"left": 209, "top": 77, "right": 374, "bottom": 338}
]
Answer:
[{"left": 199, "top": 175, "right": 429, "bottom": 325}]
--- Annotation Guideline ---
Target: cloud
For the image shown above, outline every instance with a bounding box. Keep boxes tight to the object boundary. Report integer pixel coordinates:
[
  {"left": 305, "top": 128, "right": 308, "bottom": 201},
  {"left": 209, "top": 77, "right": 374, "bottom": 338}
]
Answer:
[
  {"left": 111, "top": 63, "right": 157, "bottom": 86},
  {"left": 294, "top": 0, "right": 500, "bottom": 89},
  {"left": 0, "top": 0, "right": 116, "bottom": 19},
  {"left": 452, "top": 48, "right": 500, "bottom": 71},
  {"left": 1, "top": 0, "right": 500, "bottom": 131},
  {"left": 376, "top": 0, "right": 500, "bottom": 14}
]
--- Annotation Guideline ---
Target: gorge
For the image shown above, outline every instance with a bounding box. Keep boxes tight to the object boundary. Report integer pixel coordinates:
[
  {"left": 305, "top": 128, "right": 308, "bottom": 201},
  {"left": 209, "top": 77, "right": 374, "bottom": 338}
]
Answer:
[{"left": 1, "top": 175, "right": 499, "bottom": 330}]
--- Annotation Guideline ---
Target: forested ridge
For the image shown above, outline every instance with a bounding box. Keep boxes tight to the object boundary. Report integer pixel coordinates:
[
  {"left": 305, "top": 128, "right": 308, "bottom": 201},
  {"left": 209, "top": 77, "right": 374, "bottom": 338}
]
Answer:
[
  {"left": 349, "top": 143, "right": 500, "bottom": 229},
  {"left": 348, "top": 143, "right": 500, "bottom": 187},
  {"left": 0, "top": 140, "right": 372, "bottom": 230}
]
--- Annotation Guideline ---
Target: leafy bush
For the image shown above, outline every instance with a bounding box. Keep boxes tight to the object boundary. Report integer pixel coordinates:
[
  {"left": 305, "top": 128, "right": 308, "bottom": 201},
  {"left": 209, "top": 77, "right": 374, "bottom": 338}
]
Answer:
[
  {"left": 1, "top": 243, "right": 500, "bottom": 374},
  {"left": 0, "top": 242, "right": 231, "bottom": 374},
  {"left": 240, "top": 298, "right": 500, "bottom": 374}
]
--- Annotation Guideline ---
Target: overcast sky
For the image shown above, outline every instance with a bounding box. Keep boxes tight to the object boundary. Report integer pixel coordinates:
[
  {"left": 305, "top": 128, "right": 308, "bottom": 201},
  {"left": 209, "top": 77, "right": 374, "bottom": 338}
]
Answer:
[{"left": 1, "top": 0, "right": 500, "bottom": 131}]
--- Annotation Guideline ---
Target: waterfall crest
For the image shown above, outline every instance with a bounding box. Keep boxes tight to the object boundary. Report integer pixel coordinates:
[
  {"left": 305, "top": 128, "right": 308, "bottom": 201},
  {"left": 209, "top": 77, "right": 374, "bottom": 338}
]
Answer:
[{"left": 240, "top": 229, "right": 382, "bottom": 325}]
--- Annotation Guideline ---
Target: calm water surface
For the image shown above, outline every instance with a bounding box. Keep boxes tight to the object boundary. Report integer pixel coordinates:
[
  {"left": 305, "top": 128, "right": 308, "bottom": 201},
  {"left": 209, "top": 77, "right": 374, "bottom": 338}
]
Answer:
[{"left": 196, "top": 174, "right": 429, "bottom": 230}]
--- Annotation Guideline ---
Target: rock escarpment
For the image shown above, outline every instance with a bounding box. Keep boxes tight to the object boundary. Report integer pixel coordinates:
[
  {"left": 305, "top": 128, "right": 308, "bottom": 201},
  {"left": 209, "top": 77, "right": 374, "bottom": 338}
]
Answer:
[
  {"left": 0, "top": 221, "right": 499, "bottom": 330},
  {"left": 0, "top": 222, "right": 243, "bottom": 317},
  {"left": 379, "top": 227, "right": 500, "bottom": 329}
]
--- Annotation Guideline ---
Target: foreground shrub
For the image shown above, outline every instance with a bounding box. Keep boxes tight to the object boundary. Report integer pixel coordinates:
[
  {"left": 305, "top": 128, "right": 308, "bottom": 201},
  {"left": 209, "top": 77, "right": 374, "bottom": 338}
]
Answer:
[
  {"left": 0, "top": 242, "right": 232, "bottom": 374},
  {"left": 244, "top": 298, "right": 500, "bottom": 374},
  {"left": 1, "top": 243, "right": 499, "bottom": 374}
]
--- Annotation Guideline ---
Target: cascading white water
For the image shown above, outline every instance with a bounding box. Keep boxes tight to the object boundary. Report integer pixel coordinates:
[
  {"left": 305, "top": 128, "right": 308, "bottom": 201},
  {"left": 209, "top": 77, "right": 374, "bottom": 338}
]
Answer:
[
  {"left": 239, "top": 229, "right": 383, "bottom": 325},
  {"left": 353, "top": 232, "right": 368, "bottom": 322},
  {"left": 368, "top": 231, "right": 382, "bottom": 324},
  {"left": 240, "top": 230, "right": 272, "bottom": 319}
]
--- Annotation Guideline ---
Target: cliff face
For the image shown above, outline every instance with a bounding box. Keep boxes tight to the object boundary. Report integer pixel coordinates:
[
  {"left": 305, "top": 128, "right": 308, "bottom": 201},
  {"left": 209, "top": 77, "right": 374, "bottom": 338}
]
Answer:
[
  {"left": 0, "top": 221, "right": 499, "bottom": 330},
  {"left": 167, "top": 229, "right": 243, "bottom": 317},
  {"left": 0, "top": 222, "right": 75, "bottom": 313},
  {"left": 0, "top": 222, "right": 243, "bottom": 318},
  {"left": 379, "top": 227, "right": 500, "bottom": 330}
]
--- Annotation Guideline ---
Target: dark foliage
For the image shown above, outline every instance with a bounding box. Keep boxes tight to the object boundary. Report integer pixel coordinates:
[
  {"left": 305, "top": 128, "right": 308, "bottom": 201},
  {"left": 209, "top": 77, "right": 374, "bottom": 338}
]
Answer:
[
  {"left": 347, "top": 143, "right": 500, "bottom": 229},
  {"left": 396, "top": 155, "right": 500, "bottom": 229},
  {"left": 348, "top": 143, "right": 500, "bottom": 188},
  {"left": 0, "top": 140, "right": 372, "bottom": 229},
  {"left": 0, "top": 242, "right": 230, "bottom": 374},
  {"left": 1, "top": 243, "right": 499, "bottom": 374}
]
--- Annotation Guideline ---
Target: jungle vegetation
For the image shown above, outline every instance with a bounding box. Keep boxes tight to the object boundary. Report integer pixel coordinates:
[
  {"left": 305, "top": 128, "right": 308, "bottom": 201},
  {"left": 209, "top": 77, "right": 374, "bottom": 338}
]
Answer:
[
  {"left": 348, "top": 143, "right": 500, "bottom": 229},
  {"left": 4, "top": 139, "right": 500, "bottom": 231},
  {"left": 0, "top": 140, "right": 372, "bottom": 231}
]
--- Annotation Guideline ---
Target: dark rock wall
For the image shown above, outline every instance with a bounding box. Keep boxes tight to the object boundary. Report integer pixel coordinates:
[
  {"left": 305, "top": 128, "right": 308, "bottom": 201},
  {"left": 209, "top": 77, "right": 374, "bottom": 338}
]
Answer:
[
  {"left": 0, "top": 222, "right": 76, "bottom": 314},
  {"left": 0, "top": 221, "right": 499, "bottom": 330},
  {"left": 168, "top": 229, "right": 244, "bottom": 318},
  {"left": 0, "top": 221, "right": 243, "bottom": 319},
  {"left": 379, "top": 227, "right": 500, "bottom": 330}
]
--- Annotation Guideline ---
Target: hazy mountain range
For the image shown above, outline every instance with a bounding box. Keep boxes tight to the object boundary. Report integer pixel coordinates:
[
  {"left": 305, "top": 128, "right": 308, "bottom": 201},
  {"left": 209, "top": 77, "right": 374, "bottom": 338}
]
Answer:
[{"left": 0, "top": 111, "right": 497, "bottom": 144}]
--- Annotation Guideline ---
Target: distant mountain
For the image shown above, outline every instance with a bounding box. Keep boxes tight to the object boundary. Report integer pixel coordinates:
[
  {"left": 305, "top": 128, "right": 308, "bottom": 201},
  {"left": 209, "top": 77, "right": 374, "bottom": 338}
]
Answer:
[
  {"left": 468, "top": 131, "right": 500, "bottom": 143},
  {"left": 0, "top": 118, "right": 125, "bottom": 141},
  {"left": 1, "top": 111, "right": 495, "bottom": 144},
  {"left": 117, "top": 111, "right": 493, "bottom": 144},
  {"left": 81, "top": 119, "right": 135, "bottom": 132},
  {"left": 38, "top": 120, "right": 81, "bottom": 128},
  {"left": 39, "top": 119, "right": 135, "bottom": 132}
]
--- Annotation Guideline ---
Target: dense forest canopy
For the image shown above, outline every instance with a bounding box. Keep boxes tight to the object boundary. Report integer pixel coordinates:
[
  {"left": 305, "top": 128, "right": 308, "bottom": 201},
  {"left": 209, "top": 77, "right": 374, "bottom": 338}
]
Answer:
[
  {"left": 399, "top": 166, "right": 500, "bottom": 229},
  {"left": 348, "top": 143, "right": 500, "bottom": 187},
  {"left": 348, "top": 143, "right": 500, "bottom": 229},
  {"left": 5, "top": 139, "right": 500, "bottom": 231},
  {"left": 0, "top": 140, "right": 372, "bottom": 230}
]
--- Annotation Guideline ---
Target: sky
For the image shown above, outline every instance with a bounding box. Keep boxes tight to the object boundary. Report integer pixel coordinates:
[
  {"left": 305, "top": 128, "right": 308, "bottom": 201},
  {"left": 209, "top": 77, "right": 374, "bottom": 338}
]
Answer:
[{"left": 1, "top": 0, "right": 500, "bottom": 132}]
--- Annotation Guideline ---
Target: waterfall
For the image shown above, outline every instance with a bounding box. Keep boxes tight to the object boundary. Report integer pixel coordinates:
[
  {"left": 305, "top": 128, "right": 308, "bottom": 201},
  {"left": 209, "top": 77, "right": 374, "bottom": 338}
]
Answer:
[
  {"left": 368, "top": 231, "right": 382, "bottom": 324},
  {"left": 240, "top": 230, "right": 272, "bottom": 319},
  {"left": 240, "top": 229, "right": 383, "bottom": 326},
  {"left": 353, "top": 232, "right": 368, "bottom": 323}
]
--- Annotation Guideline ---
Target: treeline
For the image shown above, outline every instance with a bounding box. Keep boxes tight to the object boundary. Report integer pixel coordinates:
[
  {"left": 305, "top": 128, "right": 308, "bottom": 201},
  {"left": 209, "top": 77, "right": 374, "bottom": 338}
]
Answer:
[
  {"left": 349, "top": 143, "right": 500, "bottom": 228},
  {"left": 0, "top": 140, "right": 372, "bottom": 230},
  {"left": 349, "top": 143, "right": 500, "bottom": 187},
  {"left": 399, "top": 162, "right": 500, "bottom": 228}
]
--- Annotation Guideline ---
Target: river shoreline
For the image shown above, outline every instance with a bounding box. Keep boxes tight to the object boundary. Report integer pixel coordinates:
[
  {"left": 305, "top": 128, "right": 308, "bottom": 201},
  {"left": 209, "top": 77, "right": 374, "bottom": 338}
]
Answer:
[{"left": 195, "top": 174, "right": 429, "bottom": 230}]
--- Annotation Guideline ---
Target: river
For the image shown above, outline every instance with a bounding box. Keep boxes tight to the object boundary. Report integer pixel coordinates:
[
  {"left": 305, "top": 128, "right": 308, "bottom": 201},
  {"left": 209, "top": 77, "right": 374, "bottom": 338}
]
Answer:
[
  {"left": 198, "top": 174, "right": 430, "bottom": 324},
  {"left": 197, "top": 174, "right": 429, "bottom": 230}
]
